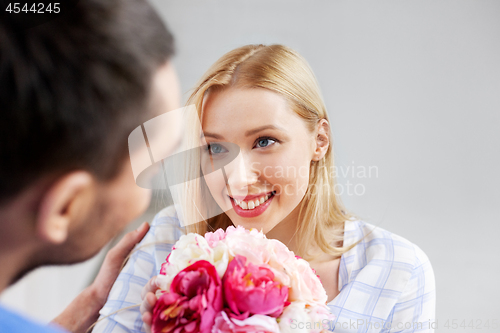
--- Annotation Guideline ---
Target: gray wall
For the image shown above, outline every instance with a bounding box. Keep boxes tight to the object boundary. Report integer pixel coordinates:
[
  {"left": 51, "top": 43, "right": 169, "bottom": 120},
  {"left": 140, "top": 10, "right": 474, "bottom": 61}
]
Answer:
[{"left": 151, "top": 0, "right": 500, "bottom": 330}]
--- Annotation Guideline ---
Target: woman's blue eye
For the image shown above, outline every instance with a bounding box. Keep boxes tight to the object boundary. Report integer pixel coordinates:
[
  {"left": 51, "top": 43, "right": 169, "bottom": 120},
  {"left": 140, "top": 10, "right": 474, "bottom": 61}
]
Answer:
[
  {"left": 208, "top": 143, "right": 227, "bottom": 155},
  {"left": 256, "top": 138, "right": 276, "bottom": 148}
]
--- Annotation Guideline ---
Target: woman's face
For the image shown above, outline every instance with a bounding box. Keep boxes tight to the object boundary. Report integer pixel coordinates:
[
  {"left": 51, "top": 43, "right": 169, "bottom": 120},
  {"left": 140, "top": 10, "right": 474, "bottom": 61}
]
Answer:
[{"left": 201, "top": 87, "right": 317, "bottom": 233}]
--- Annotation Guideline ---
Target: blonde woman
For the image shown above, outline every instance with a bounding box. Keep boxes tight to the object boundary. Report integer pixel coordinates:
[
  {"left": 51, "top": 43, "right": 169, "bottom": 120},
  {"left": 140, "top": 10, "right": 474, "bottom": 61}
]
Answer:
[{"left": 93, "top": 45, "right": 435, "bottom": 333}]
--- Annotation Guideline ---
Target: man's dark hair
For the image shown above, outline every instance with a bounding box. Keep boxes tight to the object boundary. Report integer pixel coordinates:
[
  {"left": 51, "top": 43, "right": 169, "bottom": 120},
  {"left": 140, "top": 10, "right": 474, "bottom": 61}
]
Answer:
[{"left": 0, "top": 0, "right": 175, "bottom": 204}]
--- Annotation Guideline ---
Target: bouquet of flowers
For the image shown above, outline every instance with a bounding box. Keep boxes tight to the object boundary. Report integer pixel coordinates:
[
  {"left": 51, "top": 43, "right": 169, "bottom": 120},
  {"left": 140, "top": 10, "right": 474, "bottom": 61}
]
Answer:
[{"left": 152, "top": 226, "right": 334, "bottom": 333}]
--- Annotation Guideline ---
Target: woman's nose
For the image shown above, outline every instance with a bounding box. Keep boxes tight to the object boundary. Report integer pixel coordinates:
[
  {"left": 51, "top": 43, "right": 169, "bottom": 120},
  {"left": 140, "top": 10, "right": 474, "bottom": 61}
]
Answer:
[{"left": 224, "top": 151, "right": 259, "bottom": 194}]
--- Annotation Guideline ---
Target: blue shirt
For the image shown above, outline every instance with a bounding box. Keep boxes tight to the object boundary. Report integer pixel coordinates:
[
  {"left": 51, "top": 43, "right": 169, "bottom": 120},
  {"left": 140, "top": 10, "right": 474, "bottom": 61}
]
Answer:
[
  {"left": 0, "top": 304, "right": 67, "bottom": 333},
  {"left": 93, "top": 205, "right": 435, "bottom": 333}
]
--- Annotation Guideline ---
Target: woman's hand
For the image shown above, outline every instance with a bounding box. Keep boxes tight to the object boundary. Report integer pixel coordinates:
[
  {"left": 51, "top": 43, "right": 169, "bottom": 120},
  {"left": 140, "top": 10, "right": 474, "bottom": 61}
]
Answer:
[
  {"left": 51, "top": 222, "right": 150, "bottom": 333},
  {"left": 140, "top": 276, "right": 159, "bottom": 333}
]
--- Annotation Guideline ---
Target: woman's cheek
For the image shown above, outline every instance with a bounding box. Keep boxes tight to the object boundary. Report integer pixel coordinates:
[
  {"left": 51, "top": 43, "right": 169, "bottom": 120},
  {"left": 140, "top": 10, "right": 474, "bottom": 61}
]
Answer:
[{"left": 204, "top": 171, "right": 232, "bottom": 211}]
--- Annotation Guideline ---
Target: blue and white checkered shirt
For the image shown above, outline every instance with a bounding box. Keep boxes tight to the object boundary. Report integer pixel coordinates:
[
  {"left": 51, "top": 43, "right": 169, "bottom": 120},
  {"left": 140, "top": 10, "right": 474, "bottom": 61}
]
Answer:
[{"left": 92, "top": 206, "right": 435, "bottom": 333}]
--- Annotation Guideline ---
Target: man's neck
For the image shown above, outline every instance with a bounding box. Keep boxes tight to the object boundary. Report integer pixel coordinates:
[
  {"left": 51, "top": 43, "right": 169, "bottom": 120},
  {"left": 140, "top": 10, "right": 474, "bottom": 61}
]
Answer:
[
  {"left": 0, "top": 189, "right": 43, "bottom": 293},
  {"left": 0, "top": 248, "right": 33, "bottom": 293}
]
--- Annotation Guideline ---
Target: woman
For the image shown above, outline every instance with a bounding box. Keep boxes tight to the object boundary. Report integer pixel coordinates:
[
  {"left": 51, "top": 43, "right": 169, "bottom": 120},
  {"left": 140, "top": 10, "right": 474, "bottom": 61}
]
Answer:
[{"left": 93, "top": 44, "right": 435, "bottom": 333}]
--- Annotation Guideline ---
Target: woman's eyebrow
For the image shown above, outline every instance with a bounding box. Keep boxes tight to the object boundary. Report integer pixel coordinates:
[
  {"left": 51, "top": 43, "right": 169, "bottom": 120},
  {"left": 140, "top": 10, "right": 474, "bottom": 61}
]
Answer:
[
  {"left": 245, "top": 125, "right": 284, "bottom": 137},
  {"left": 201, "top": 132, "right": 224, "bottom": 139},
  {"left": 201, "top": 125, "right": 284, "bottom": 140}
]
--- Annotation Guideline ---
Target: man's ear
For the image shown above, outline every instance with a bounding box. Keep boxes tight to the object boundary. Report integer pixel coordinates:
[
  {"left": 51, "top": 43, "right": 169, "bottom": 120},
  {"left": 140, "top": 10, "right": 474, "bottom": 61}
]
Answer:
[
  {"left": 312, "top": 119, "right": 330, "bottom": 162},
  {"left": 36, "top": 171, "right": 94, "bottom": 244}
]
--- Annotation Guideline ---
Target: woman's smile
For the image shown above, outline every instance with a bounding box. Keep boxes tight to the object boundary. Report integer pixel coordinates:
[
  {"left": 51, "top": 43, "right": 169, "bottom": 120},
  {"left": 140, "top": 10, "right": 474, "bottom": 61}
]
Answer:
[{"left": 228, "top": 191, "right": 275, "bottom": 217}]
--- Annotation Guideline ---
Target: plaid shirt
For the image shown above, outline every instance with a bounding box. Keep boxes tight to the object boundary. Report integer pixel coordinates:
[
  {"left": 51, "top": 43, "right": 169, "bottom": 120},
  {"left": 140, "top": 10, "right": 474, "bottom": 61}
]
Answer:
[{"left": 93, "top": 206, "right": 435, "bottom": 333}]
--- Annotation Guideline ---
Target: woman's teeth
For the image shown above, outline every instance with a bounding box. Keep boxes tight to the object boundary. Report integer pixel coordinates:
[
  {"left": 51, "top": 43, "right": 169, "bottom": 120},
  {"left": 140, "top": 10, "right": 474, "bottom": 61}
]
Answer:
[{"left": 234, "top": 193, "right": 272, "bottom": 210}]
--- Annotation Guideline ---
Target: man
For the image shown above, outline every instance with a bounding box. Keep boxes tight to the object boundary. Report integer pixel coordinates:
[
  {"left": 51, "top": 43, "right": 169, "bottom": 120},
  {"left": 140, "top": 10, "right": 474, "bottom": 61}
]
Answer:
[{"left": 0, "top": 0, "right": 180, "bottom": 332}]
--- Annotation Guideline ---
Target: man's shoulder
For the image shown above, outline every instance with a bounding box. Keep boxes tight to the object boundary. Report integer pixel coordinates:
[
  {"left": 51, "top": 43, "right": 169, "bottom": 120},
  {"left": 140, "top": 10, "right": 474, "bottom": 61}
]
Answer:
[{"left": 0, "top": 305, "right": 66, "bottom": 333}]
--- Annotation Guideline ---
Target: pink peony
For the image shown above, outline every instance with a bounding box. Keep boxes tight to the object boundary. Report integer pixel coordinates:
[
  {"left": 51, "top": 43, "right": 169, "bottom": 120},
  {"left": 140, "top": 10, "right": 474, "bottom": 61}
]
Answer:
[
  {"left": 159, "top": 257, "right": 169, "bottom": 275},
  {"left": 152, "top": 260, "right": 223, "bottom": 333},
  {"left": 204, "top": 228, "right": 227, "bottom": 247},
  {"left": 212, "top": 311, "right": 280, "bottom": 333},
  {"left": 222, "top": 229, "right": 271, "bottom": 268},
  {"left": 223, "top": 255, "right": 288, "bottom": 318}
]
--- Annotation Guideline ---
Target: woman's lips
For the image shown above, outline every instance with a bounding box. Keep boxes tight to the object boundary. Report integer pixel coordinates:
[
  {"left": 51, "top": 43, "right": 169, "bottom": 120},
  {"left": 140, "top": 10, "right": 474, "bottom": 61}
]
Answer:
[{"left": 228, "top": 192, "right": 275, "bottom": 218}]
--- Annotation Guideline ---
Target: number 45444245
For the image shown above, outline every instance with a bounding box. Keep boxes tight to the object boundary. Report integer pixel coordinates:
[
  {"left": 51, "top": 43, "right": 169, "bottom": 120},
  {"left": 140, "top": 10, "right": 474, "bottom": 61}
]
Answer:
[
  {"left": 5, "top": 3, "right": 60, "bottom": 14},
  {"left": 444, "top": 319, "right": 498, "bottom": 330}
]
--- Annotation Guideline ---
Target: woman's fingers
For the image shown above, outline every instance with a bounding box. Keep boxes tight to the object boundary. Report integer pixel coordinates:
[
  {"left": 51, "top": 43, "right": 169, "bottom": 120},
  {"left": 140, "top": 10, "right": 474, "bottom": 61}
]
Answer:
[
  {"left": 142, "top": 312, "right": 153, "bottom": 333},
  {"left": 141, "top": 291, "right": 157, "bottom": 332},
  {"left": 141, "top": 275, "right": 159, "bottom": 332},
  {"left": 141, "top": 275, "right": 157, "bottom": 300},
  {"left": 140, "top": 292, "right": 158, "bottom": 315}
]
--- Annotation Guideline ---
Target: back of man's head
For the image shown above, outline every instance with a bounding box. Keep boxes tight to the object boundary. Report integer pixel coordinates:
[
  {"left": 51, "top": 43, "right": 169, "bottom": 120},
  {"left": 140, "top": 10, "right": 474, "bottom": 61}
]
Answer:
[
  {"left": 0, "top": 0, "right": 177, "bottom": 284},
  {"left": 0, "top": 0, "right": 174, "bottom": 203}
]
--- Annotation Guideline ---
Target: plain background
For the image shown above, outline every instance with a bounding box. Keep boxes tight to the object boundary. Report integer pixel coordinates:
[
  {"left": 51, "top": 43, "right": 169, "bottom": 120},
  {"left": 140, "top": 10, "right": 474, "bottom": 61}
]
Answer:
[{"left": 1, "top": 0, "right": 499, "bottom": 331}]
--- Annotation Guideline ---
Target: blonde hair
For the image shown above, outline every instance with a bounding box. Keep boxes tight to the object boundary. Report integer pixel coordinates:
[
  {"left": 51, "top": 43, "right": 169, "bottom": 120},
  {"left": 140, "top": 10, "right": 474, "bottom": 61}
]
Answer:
[{"left": 177, "top": 44, "right": 355, "bottom": 259}]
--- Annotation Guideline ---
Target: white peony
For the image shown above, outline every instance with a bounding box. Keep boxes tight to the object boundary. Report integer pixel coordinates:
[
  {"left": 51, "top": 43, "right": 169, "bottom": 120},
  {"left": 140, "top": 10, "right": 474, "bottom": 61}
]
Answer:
[
  {"left": 278, "top": 302, "right": 333, "bottom": 333},
  {"left": 157, "top": 233, "right": 229, "bottom": 290},
  {"left": 286, "top": 258, "right": 328, "bottom": 305}
]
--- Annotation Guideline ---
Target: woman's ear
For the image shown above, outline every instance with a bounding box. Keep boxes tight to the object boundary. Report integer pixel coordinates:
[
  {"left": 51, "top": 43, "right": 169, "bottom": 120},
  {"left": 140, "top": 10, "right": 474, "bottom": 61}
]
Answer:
[
  {"left": 36, "top": 171, "right": 94, "bottom": 244},
  {"left": 312, "top": 119, "right": 330, "bottom": 161}
]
